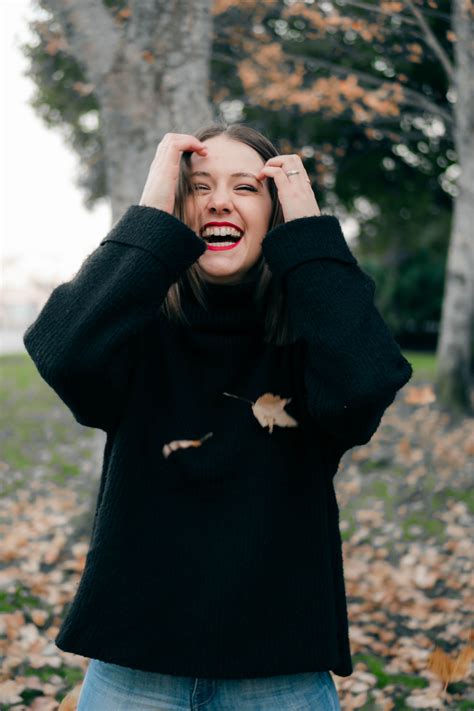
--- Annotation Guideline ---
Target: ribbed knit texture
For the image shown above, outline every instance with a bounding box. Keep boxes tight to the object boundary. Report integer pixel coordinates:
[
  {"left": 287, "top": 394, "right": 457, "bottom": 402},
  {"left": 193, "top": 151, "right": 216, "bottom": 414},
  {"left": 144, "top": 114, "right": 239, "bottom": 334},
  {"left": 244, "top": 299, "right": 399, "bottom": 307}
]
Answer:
[{"left": 23, "top": 205, "right": 413, "bottom": 679}]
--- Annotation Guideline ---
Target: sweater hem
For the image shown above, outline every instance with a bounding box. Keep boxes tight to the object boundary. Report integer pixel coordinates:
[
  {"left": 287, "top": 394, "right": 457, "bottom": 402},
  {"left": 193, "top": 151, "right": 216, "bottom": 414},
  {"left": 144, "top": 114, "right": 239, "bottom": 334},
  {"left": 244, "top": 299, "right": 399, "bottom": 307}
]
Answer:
[{"left": 55, "top": 637, "right": 353, "bottom": 679}]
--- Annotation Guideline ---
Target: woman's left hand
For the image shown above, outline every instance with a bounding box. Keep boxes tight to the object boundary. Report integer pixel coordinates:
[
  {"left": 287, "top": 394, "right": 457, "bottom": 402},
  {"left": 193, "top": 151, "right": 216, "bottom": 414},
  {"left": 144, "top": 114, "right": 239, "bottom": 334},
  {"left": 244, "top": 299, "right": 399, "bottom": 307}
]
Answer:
[{"left": 255, "top": 154, "right": 321, "bottom": 222}]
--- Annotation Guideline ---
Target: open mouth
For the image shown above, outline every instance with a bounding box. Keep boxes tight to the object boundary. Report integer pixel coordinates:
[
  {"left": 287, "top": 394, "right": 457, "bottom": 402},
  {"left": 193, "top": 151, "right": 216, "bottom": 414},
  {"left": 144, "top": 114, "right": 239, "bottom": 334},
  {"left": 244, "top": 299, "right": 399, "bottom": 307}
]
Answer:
[{"left": 201, "top": 233, "right": 244, "bottom": 251}]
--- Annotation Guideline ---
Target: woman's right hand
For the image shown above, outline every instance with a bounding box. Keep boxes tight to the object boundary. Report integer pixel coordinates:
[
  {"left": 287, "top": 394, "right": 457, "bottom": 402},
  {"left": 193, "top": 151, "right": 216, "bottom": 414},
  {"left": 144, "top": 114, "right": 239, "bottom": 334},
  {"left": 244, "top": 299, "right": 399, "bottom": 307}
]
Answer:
[{"left": 138, "top": 133, "right": 208, "bottom": 214}]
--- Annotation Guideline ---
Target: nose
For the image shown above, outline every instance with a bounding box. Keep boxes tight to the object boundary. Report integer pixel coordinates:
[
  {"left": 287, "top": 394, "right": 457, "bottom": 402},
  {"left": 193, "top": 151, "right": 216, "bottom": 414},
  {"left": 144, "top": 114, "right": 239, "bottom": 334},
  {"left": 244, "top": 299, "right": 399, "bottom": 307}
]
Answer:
[{"left": 206, "top": 187, "right": 233, "bottom": 213}]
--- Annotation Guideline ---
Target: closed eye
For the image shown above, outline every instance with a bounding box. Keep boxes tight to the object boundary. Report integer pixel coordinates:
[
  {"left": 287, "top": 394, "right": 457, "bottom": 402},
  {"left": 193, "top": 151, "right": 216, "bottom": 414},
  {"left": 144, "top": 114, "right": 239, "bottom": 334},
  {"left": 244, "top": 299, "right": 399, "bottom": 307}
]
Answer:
[{"left": 193, "top": 184, "right": 257, "bottom": 192}]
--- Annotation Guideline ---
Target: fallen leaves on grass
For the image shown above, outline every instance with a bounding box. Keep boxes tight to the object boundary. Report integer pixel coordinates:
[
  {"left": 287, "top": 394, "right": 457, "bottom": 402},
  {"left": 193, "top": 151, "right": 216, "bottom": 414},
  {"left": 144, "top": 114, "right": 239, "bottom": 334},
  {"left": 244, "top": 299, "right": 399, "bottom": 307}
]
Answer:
[
  {"left": 1, "top": 384, "right": 472, "bottom": 708},
  {"left": 403, "top": 384, "right": 436, "bottom": 405}
]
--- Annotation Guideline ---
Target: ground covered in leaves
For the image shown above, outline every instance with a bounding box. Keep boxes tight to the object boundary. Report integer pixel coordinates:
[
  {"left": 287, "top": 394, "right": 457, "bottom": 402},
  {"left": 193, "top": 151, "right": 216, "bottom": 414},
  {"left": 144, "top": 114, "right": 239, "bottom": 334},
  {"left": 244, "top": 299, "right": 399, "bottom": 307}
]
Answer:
[{"left": 0, "top": 353, "right": 472, "bottom": 710}]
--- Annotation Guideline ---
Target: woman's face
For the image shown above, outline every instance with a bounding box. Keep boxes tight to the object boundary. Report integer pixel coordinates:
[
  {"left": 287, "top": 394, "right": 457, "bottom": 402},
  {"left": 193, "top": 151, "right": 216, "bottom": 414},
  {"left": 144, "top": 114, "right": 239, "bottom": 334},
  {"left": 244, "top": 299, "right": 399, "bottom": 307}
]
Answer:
[{"left": 183, "top": 134, "right": 274, "bottom": 284}]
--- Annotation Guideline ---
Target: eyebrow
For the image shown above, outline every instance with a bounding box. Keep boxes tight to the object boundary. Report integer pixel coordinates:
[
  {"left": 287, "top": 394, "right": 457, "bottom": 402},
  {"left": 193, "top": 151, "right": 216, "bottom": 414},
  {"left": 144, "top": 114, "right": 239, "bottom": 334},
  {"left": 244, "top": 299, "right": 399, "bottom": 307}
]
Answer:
[{"left": 189, "top": 171, "right": 259, "bottom": 180}]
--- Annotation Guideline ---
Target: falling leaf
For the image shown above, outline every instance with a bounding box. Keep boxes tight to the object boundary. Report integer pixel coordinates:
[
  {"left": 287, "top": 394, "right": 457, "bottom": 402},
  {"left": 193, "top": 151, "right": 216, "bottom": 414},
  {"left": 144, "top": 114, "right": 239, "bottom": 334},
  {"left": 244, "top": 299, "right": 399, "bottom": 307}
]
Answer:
[
  {"left": 427, "top": 644, "right": 474, "bottom": 690},
  {"left": 162, "top": 432, "right": 213, "bottom": 459},
  {"left": 223, "top": 391, "right": 298, "bottom": 434}
]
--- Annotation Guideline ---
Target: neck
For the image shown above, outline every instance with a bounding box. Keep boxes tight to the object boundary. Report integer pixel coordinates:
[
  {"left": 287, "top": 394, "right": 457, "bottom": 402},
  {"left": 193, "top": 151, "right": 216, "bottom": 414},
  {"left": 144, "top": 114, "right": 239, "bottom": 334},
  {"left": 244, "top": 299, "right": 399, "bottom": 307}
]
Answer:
[{"left": 201, "top": 262, "right": 262, "bottom": 287}]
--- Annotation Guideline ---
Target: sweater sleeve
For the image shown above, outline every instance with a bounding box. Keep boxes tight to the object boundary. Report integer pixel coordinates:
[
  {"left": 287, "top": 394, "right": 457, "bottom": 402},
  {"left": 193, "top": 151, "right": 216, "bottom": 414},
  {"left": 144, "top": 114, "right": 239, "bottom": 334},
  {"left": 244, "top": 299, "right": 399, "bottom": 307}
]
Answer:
[
  {"left": 23, "top": 205, "right": 206, "bottom": 432},
  {"left": 261, "top": 215, "right": 413, "bottom": 456}
]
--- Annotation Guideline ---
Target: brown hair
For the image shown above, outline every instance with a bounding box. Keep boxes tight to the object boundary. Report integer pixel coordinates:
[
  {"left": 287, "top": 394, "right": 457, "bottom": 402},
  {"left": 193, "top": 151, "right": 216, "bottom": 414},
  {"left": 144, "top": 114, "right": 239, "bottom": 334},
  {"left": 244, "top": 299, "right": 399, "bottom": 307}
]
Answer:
[{"left": 160, "top": 122, "right": 295, "bottom": 346}]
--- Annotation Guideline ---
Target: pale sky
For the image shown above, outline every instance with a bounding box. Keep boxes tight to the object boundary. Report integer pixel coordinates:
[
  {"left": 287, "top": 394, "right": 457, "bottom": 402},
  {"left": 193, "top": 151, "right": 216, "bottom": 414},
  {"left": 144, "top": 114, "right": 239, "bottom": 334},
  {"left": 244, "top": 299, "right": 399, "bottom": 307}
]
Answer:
[{"left": 1, "top": 0, "right": 110, "bottom": 290}]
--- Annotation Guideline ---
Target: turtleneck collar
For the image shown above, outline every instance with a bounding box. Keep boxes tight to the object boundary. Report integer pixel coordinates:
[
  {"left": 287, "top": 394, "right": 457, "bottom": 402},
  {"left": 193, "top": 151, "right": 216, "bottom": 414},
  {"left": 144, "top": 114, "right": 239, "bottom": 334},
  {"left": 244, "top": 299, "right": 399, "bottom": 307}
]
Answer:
[{"left": 180, "top": 269, "right": 263, "bottom": 333}]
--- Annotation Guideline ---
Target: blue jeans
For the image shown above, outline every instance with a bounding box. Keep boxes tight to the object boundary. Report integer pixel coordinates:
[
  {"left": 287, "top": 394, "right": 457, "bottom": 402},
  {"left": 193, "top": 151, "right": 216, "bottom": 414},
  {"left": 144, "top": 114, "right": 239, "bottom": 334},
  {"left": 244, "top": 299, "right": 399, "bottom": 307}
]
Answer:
[{"left": 77, "top": 659, "right": 341, "bottom": 710}]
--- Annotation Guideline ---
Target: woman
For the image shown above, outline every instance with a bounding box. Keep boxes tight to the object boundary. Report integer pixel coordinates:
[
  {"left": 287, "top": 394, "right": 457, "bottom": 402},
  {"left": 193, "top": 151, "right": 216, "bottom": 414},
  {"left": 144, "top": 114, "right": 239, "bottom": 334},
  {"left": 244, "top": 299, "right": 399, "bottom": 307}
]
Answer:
[{"left": 24, "top": 123, "right": 412, "bottom": 710}]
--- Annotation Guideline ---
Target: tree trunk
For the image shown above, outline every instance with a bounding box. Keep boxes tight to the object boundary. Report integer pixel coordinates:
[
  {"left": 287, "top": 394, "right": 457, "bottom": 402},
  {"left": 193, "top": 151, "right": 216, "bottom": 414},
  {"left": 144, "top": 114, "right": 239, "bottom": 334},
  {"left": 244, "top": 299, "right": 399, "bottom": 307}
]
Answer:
[
  {"left": 42, "top": 0, "right": 216, "bottom": 221},
  {"left": 39, "top": 0, "right": 216, "bottom": 541},
  {"left": 100, "top": 1, "right": 216, "bottom": 221},
  {"left": 435, "top": 0, "right": 474, "bottom": 414}
]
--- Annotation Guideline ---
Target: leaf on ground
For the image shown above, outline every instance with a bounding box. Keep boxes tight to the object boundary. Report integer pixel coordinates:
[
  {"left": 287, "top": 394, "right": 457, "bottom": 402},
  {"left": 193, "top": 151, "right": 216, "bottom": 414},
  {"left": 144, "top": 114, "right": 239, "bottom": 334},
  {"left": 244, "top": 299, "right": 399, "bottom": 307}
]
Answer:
[
  {"left": 403, "top": 384, "right": 436, "bottom": 405},
  {"left": 427, "top": 644, "right": 474, "bottom": 687},
  {"left": 0, "top": 679, "right": 25, "bottom": 704},
  {"left": 58, "top": 683, "right": 82, "bottom": 710}
]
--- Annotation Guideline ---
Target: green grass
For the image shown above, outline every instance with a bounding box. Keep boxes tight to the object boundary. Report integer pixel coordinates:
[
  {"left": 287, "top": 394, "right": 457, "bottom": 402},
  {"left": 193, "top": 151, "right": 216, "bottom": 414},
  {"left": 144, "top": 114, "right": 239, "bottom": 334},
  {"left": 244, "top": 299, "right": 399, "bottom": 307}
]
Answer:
[
  {"left": 432, "top": 488, "right": 474, "bottom": 516},
  {"left": 401, "top": 514, "right": 445, "bottom": 540},
  {"left": 402, "top": 350, "right": 437, "bottom": 380},
  {"left": 353, "top": 653, "right": 429, "bottom": 690},
  {"left": 0, "top": 586, "right": 44, "bottom": 613},
  {"left": 0, "top": 352, "right": 95, "bottom": 493}
]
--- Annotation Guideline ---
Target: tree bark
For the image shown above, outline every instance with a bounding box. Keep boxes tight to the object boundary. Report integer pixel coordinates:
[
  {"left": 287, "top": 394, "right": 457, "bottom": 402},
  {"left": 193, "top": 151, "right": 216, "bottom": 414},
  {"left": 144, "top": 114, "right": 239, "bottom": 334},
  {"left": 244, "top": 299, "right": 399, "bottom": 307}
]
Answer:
[
  {"left": 41, "top": 0, "right": 216, "bottom": 221},
  {"left": 435, "top": 0, "right": 474, "bottom": 414}
]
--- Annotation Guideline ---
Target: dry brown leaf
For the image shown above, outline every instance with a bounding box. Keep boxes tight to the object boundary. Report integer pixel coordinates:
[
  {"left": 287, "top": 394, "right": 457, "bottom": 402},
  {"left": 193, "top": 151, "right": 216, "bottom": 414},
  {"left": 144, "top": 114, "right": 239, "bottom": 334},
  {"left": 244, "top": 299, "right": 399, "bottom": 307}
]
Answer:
[
  {"left": 252, "top": 393, "right": 299, "bottom": 433},
  {"left": 30, "top": 610, "right": 48, "bottom": 627},
  {"left": 142, "top": 50, "right": 155, "bottom": 63},
  {"left": 58, "top": 683, "right": 82, "bottom": 710},
  {"left": 223, "top": 391, "right": 298, "bottom": 433},
  {"left": 72, "top": 81, "right": 95, "bottom": 96},
  {"left": 404, "top": 385, "right": 436, "bottom": 405},
  {"left": 30, "top": 698, "right": 59, "bottom": 710},
  {"left": 117, "top": 7, "right": 132, "bottom": 19},
  {"left": 0, "top": 680, "right": 25, "bottom": 705},
  {"left": 162, "top": 432, "right": 213, "bottom": 459},
  {"left": 427, "top": 644, "right": 474, "bottom": 689}
]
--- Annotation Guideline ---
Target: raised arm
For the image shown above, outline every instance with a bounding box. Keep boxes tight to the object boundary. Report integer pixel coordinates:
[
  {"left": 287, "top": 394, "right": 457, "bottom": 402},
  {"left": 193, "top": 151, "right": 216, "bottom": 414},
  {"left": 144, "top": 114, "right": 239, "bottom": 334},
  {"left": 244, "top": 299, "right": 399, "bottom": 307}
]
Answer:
[
  {"left": 23, "top": 205, "right": 206, "bottom": 431},
  {"left": 24, "top": 133, "right": 209, "bottom": 432},
  {"left": 262, "top": 215, "right": 413, "bottom": 456}
]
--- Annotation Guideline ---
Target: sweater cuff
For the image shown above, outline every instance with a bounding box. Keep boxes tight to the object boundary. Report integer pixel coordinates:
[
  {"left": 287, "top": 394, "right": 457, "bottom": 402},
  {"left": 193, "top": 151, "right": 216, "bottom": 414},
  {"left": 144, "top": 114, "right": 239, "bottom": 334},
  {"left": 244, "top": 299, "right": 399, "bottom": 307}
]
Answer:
[
  {"left": 100, "top": 205, "right": 207, "bottom": 281},
  {"left": 261, "top": 215, "right": 357, "bottom": 278}
]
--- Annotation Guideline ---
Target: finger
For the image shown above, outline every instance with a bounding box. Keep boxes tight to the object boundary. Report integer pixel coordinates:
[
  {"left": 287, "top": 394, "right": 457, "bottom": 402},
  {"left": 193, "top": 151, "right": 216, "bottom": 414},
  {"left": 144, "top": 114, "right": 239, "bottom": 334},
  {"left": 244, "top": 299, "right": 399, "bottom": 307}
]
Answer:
[
  {"left": 172, "top": 135, "right": 208, "bottom": 153},
  {"left": 157, "top": 135, "right": 207, "bottom": 159},
  {"left": 256, "top": 165, "right": 296, "bottom": 191},
  {"left": 257, "top": 165, "right": 310, "bottom": 186},
  {"left": 259, "top": 154, "right": 304, "bottom": 170},
  {"left": 167, "top": 139, "right": 208, "bottom": 170}
]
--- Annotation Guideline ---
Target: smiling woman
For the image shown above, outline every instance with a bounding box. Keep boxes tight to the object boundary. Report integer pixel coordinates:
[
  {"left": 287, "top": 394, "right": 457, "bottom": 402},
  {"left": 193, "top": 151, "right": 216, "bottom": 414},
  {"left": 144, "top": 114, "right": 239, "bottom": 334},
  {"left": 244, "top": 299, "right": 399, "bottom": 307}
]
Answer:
[
  {"left": 184, "top": 134, "right": 274, "bottom": 281},
  {"left": 23, "top": 121, "right": 413, "bottom": 711},
  {"left": 163, "top": 123, "right": 293, "bottom": 346}
]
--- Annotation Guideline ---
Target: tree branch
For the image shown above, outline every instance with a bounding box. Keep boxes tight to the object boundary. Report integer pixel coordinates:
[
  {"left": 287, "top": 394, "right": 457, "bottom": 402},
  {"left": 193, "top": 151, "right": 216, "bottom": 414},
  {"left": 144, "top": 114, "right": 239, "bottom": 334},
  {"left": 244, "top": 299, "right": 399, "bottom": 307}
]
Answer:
[
  {"left": 39, "top": 0, "right": 120, "bottom": 84},
  {"left": 335, "top": 0, "right": 451, "bottom": 22},
  {"left": 334, "top": 0, "right": 418, "bottom": 26},
  {"left": 403, "top": 0, "right": 454, "bottom": 82},
  {"left": 283, "top": 51, "right": 454, "bottom": 126}
]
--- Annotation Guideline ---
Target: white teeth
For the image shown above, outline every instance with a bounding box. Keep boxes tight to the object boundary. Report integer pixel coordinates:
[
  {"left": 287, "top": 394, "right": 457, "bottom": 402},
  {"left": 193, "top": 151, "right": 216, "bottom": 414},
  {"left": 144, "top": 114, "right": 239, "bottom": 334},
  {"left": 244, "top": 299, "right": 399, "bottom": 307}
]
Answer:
[{"left": 202, "top": 226, "right": 242, "bottom": 238}]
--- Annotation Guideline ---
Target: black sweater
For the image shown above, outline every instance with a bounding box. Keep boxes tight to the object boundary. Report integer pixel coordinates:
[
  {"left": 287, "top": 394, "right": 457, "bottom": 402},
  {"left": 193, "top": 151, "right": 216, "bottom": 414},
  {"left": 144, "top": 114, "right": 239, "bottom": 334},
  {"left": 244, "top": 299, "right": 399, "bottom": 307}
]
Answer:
[{"left": 23, "top": 205, "right": 412, "bottom": 679}]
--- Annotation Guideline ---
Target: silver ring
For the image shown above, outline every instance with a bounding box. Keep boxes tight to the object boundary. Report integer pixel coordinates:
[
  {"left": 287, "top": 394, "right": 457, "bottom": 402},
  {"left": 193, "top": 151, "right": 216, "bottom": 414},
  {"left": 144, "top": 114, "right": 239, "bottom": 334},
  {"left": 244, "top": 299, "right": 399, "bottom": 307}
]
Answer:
[{"left": 285, "top": 170, "right": 300, "bottom": 176}]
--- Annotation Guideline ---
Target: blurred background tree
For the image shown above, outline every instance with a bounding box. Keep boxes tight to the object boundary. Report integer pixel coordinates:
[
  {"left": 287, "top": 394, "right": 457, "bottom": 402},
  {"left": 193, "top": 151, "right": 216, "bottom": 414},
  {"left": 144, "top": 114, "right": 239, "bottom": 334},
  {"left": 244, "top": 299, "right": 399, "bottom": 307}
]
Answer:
[
  {"left": 22, "top": 0, "right": 216, "bottom": 220},
  {"left": 22, "top": 0, "right": 473, "bottom": 412}
]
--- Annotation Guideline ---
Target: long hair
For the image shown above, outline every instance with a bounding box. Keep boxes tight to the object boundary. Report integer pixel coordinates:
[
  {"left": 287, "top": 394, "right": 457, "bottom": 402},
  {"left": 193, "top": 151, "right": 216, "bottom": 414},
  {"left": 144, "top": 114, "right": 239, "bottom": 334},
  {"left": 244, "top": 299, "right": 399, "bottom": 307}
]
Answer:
[{"left": 160, "top": 122, "right": 295, "bottom": 346}]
